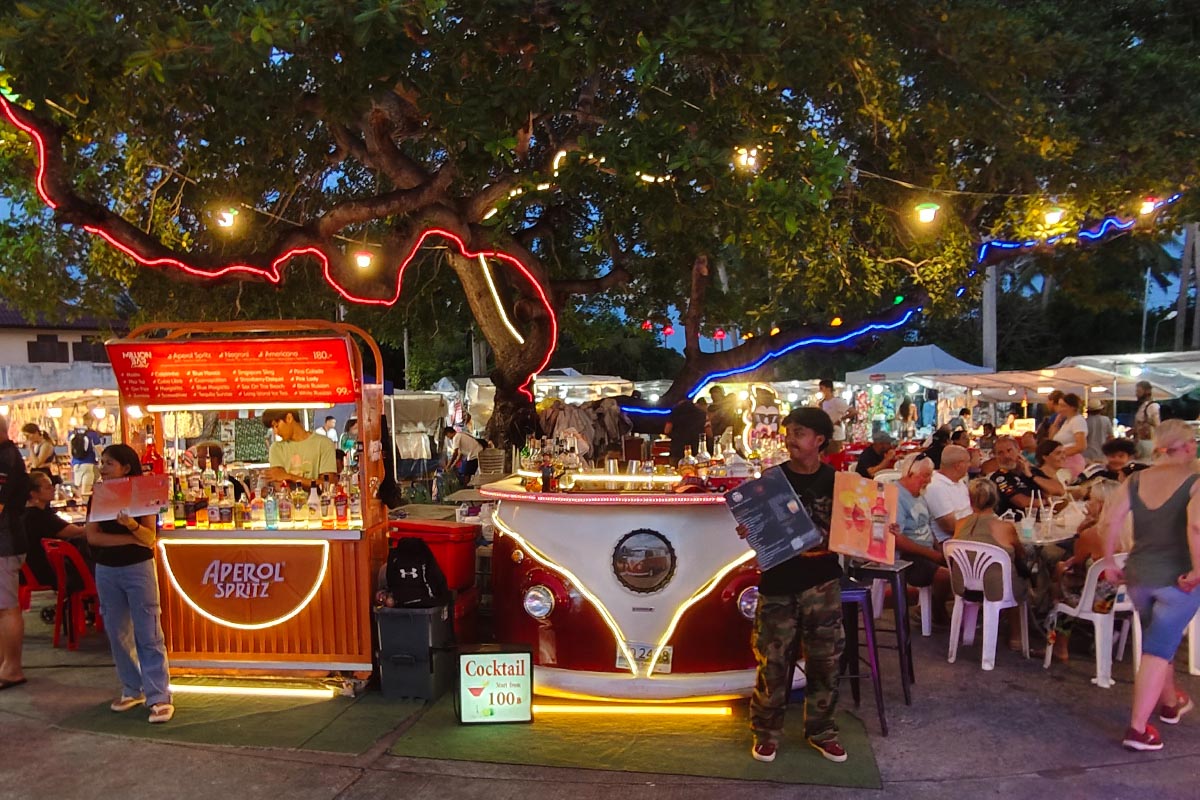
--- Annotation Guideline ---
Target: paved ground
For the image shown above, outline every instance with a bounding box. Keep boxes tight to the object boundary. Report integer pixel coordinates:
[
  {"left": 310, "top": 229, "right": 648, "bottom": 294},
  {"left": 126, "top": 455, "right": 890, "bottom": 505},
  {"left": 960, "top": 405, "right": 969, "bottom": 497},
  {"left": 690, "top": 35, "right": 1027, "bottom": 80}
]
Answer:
[{"left": 2, "top": 604, "right": 1198, "bottom": 800}]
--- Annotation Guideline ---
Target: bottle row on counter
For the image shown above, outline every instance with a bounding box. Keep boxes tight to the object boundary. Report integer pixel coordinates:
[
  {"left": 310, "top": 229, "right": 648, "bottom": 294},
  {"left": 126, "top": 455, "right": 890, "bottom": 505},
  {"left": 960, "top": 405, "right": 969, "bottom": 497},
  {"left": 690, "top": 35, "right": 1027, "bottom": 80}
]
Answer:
[{"left": 162, "top": 466, "right": 363, "bottom": 531}]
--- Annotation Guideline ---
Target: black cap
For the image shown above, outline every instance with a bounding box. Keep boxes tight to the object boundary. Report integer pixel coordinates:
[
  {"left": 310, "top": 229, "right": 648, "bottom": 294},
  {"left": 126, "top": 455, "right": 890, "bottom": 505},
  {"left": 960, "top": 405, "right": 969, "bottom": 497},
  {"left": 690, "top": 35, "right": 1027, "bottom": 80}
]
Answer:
[{"left": 782, "top": 407, "right": 834, "bottom": 449}]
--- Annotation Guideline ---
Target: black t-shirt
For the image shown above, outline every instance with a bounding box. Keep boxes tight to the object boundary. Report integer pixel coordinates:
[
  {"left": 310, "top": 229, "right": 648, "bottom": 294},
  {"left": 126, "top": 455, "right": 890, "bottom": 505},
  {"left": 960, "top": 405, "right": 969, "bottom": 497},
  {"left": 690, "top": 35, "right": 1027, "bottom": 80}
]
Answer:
[
  {"left": 668, "top": 402, "right": 708, "bottom": 463},
  {"left": 23, "top": 505, "right": 68, "bottom": 586},
  {"left": 0, "top": 439, "right": 29, "bottom": 556},
  {"left": 758, "top": 462, "right": 843, "bottom": 595},
  {"left": 990, "top": 466, "right": 1049, "bottom": 517},
  {"left": 87, "top": 500, "right": 153, "bottom": 568},
  {"left": 856, "top": 447, "right": 885, "bottom": 477}
]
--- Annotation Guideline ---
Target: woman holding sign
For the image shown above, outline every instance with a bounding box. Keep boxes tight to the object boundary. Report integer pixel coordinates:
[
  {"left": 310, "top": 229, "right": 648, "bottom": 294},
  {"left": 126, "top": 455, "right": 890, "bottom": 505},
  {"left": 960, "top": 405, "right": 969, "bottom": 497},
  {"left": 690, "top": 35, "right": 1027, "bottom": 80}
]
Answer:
[{"left": 85, "top": 444, "right": 173, "bottom": 724}]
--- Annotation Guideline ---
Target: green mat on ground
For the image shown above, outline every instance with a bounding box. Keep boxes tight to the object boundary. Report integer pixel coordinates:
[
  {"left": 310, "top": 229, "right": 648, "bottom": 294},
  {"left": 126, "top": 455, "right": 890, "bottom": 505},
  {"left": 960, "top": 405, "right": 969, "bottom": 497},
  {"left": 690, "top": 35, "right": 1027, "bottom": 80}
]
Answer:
[
  {"left": 389, "top": 697, "right": 880, "bottom": 788},
  {"left": 59, "top": 682, "right": 422, "bottom": 754}
]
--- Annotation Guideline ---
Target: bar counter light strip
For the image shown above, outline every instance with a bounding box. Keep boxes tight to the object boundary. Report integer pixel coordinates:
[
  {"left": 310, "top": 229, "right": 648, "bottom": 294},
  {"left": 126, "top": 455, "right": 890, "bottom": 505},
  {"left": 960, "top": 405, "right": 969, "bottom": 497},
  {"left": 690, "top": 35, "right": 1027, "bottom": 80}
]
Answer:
[
  {"left": 480, "top": 486, "right": 727, "bottom": 505},
  {"left": 490, "top": 510, "right": 640, "bottom": 676},
  {"left": 531, "top": 704, "right": 731, "bottom": 716},
  {"left": 169, "top": 683, "right": 337, "bottom": 699},
  {"left": 156, "top": 539, "right": 330, "bottom": 631}
]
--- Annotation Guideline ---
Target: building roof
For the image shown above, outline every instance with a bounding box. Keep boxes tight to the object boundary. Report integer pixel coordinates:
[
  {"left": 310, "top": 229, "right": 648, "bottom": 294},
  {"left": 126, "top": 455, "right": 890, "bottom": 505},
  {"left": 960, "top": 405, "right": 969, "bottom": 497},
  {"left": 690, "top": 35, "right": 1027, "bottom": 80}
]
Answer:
[{"left": 0, "top": 300, "right": 124, "bottom": 332}]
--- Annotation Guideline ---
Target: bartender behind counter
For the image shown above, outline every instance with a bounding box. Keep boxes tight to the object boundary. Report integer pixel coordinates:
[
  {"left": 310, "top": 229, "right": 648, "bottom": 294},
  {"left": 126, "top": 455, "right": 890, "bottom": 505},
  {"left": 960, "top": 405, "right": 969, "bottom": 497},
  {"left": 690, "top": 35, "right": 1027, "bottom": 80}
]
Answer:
[{"left": 261, "top": 409, "right": 338, "bottom": 490}]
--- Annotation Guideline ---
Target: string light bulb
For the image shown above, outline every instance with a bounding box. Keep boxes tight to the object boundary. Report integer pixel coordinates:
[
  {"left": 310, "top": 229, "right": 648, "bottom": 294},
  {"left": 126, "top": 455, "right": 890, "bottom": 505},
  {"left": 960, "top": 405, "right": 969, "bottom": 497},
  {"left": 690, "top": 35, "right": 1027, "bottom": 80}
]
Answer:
[
  {"left": 1043, "top": 207, "right": 1064, "bottom": 226},
  {"left": 353, "top": 250, "right": 373, "bottom": 269},
  {"left": 662, "top": 325, "right": 675, "bottom": 336},
  {"left": 641, "top": 320, "right": 653, "bottom": 331},
  {"left": 733, "top": 146, "right": 759, "bottom": 172},
  {"left": 713, "top": 328, "right": 726, "bottom": 340},
  {"left": 916, "top": 202, "right": 940, "bottom": 223},
  {"left": 1140, "top": 197, "right": 1159, "bottom": 215},
  {"left": 215, "top": 208, "right": 238, "bottom": 229},
  {"left": 769, "top": 326, "right": 780, "bottom": 336},
  {"left": 830, "top": 317, "right": 844, "bottom": 327}
]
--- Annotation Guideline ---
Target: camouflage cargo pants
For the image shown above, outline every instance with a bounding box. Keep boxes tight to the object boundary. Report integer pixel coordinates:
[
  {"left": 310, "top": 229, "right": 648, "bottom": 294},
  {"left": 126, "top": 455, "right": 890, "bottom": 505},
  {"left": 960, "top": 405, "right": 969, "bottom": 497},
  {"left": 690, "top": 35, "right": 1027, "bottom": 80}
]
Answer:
[{"left": 749, "top": 579, "right": 844, "bottom": 745}]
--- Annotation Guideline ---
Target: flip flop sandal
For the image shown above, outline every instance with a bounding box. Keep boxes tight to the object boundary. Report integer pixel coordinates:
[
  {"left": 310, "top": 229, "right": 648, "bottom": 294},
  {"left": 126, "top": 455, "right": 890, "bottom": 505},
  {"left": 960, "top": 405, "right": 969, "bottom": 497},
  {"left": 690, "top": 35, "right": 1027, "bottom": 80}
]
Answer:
[{"left": 0, "top": 678, "right": 28, "bottom": 691}]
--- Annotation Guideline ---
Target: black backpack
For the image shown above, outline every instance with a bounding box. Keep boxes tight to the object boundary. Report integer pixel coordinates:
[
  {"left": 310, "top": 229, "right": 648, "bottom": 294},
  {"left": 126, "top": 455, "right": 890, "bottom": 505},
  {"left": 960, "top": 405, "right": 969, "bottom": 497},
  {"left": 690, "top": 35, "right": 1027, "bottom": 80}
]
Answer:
[
  {"left": 385, "top": 538, "right": 451, "bottom": 608},
  {"left": 70, "top": 432, "right": 93, "bottom": 461}
]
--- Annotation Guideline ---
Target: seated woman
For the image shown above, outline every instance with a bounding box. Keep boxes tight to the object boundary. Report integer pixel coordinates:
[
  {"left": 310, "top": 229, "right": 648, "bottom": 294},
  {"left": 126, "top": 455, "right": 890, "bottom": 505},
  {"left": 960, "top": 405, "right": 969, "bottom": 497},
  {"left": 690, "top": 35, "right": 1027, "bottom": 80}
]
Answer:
[
  {"left": 1034, "top": 439, "right": 1070, "bottom": 497},
  {"left": 23, "top": 471, "right": 92, "bottom": 591},
  {"left": 1049, "top": 479, "right": 1126, "bottom": 662},
  {"left": 954, "top": 478, "right": 1034, "bottom": 650}
]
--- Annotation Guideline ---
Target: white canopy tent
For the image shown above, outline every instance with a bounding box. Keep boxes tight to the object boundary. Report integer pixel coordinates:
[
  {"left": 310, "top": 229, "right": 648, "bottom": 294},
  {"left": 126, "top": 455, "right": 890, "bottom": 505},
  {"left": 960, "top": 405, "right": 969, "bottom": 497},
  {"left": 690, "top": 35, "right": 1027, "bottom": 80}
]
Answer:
[
  {"left": 933, "top": 366, "right": 1185, "bottom": 403},
  {"left": 845, "top": 345, "right": 989, "bottom": 385},
  {"left": 1050, "top": 352, "right": 1200, "bottom": 399}
]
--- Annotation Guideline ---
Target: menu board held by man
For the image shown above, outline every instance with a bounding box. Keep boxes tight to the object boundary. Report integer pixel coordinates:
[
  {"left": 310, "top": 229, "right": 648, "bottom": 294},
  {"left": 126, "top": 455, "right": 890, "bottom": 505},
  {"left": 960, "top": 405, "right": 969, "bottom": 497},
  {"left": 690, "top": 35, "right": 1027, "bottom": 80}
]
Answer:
[{"left": 724, "top": 468, "right": 823, "bottom": 571}]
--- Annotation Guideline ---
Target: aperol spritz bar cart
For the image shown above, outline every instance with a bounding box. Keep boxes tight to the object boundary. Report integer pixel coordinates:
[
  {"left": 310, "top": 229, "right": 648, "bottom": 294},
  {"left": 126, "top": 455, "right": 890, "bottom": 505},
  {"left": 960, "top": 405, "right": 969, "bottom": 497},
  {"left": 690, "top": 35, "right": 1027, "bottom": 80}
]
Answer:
[{"left": 106, "top": 320, "right": 388, "bottom": 681}]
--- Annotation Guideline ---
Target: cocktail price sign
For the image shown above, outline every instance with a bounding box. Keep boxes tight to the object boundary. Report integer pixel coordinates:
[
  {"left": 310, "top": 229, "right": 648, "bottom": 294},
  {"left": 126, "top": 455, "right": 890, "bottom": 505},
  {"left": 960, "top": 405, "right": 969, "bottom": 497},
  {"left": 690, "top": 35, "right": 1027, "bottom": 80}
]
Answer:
[{"left": 455, "top": 646, "right": 533, "bottom": 724}]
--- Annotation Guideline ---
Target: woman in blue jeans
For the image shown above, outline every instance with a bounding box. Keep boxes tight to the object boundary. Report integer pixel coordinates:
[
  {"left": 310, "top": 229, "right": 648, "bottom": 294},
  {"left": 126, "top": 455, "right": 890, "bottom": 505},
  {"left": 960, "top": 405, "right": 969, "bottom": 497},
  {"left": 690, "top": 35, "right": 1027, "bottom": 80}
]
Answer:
[
  {"left": 85, "top": 444, "right": 173, "bottom": 723},
  {"left": 1103, "top": 420, "right": 1200, "bottom": 751}
]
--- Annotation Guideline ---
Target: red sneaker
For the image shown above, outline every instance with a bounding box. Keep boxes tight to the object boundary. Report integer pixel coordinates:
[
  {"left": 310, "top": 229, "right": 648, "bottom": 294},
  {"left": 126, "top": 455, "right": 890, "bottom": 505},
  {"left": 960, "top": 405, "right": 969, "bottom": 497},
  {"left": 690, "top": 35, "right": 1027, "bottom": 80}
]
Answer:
[
  {"left": 808, "top": 735, "right": 848, "bottom": 763},
  {"left": 1159, "top": 692, "right": 1194, "bottom": 725},
  {"left": 1122, "top": 724, "right": 1164, "bottom": 751},
  {"left": 751, "top": 741, "right": 777, "bottom": 762}
]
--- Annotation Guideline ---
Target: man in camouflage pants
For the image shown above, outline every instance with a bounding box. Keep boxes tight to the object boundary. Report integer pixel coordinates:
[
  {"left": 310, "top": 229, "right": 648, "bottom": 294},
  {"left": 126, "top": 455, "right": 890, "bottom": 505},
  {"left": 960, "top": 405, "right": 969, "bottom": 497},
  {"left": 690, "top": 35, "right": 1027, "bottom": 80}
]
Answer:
[{"left": 746, "top": 407, "right": 847, "bottom": 763}]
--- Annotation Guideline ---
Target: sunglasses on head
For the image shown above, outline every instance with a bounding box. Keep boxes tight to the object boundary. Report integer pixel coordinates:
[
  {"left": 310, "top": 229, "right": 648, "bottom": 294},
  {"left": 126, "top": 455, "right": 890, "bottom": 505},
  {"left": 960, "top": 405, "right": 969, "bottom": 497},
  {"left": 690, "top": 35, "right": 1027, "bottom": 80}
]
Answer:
[{"left": 905, "top": 452, "right": 929, "bottom": 477}]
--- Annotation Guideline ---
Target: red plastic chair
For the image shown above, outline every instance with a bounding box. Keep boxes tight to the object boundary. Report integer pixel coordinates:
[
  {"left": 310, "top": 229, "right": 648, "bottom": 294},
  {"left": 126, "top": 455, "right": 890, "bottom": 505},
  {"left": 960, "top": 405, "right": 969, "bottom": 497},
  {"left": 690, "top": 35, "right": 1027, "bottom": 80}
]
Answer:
[
  {"left": 41, "top": 539, "right": 103, "bottom": 650},
  {"left": 18, "top": 561, "right": 54, "bottom": 612}
]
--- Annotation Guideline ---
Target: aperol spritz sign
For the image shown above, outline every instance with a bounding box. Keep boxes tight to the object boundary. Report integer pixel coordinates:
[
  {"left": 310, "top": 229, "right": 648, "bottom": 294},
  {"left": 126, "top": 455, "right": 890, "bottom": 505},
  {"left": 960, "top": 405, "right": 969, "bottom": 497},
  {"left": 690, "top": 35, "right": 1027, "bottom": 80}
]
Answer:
[{"left": 106, "top": 337, "right": 357, "bottom": 407}]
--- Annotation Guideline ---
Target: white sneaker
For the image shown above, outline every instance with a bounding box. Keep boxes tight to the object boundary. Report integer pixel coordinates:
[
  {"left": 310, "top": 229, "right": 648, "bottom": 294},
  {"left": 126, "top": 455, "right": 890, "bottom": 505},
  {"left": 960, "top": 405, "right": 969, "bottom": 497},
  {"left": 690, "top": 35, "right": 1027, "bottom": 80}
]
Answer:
[
  {"left": 110, "top": 695, "right": 145, "bottom": 712},
  {"left": 148, "top": 703, "right": 175, "bottom": 724}
]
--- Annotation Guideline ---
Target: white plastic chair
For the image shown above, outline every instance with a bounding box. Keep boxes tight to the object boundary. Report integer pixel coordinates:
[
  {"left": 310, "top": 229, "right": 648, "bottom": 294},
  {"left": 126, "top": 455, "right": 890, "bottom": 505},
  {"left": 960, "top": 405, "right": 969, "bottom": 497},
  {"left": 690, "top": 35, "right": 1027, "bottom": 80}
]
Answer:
[
  {"left": 944, "top": 540, "right": 1029, "bottom": 670},
  {"left": 1041, "top": 553, "right": 1130, "bottom": 688},
  {"left": 871, "top": 579, "right": 934, "bottom": 637}
]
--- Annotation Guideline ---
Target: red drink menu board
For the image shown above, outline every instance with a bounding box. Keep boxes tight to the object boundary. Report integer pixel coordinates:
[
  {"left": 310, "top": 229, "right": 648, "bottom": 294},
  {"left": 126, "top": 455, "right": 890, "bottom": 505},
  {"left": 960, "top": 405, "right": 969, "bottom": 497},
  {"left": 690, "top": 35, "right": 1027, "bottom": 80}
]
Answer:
[{"left": 106, "top": 337, "right": 358, "bottom": 407}]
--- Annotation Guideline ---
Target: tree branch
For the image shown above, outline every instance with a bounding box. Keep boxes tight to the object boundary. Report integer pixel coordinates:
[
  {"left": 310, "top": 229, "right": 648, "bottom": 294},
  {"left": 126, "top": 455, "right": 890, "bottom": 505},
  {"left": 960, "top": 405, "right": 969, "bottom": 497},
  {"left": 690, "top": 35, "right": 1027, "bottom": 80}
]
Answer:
[{"left": 683, "top": 254, "right": 710, "bottom": 358}]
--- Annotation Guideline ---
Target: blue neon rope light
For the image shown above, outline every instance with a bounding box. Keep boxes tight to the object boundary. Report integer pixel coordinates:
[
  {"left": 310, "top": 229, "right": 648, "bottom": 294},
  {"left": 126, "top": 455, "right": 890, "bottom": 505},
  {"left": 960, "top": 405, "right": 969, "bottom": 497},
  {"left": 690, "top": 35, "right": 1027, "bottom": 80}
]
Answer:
[{"left": 976, "top": 193, "right": 1181, "bottom": 263}]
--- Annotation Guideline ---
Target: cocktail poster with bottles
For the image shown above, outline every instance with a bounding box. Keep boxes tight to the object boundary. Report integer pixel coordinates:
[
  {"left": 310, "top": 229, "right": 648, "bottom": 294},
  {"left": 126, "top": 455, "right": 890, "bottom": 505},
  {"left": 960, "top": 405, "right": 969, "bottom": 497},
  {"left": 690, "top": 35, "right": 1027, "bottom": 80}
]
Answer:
[{"left": 830, "top": 472, "right": 898, "bottom": 565}]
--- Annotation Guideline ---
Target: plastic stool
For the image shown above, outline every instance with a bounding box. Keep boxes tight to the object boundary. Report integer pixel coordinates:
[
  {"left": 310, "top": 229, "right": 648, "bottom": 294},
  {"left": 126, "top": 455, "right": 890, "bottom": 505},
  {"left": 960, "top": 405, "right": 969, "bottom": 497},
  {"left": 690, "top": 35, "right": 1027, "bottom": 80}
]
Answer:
[{"left": 839, "top": 578, "right": 888, "bottom": 736}]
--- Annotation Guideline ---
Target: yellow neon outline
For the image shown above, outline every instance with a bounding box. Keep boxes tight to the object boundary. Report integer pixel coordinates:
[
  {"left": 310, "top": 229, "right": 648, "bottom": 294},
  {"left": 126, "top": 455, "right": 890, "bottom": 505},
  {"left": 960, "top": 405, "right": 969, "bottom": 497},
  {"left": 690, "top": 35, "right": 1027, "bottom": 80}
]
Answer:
[
  {"left": 514, "top": 468, "right": 681, "bottom": 485},
  {"left": 479, "top": 254, "right": 525, "bottom": 345},
  {"left": 647, "top": 550, "right": 756, "bottom": 674},
  {"left": 534, "top": 685, "right": 748, "bottom": 703},
  {"left": 157, "top": 538, "right": 330, "bottom": 631},
  {"left": 531, "top": 704, "right": 731, "bottom": 716},
  {"left": 491, "top": 510, "right": 640, "bottom": 676},
  {"left": 168, "top": 683, "right": 336, "bottom": 699}
]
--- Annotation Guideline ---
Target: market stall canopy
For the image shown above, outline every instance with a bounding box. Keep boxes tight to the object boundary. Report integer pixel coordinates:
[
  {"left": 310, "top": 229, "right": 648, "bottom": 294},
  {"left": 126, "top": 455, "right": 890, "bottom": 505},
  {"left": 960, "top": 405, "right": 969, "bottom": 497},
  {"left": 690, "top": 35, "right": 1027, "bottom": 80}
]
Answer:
[
  {"left": 1050, "top": 352, "right": 1200, "bottom": 398},
  {"left": 933, "top": 365, "right": 1185, "bottom": 402},
  {"left": 845, "top": 345, "right": 988, "bottom": 385}
]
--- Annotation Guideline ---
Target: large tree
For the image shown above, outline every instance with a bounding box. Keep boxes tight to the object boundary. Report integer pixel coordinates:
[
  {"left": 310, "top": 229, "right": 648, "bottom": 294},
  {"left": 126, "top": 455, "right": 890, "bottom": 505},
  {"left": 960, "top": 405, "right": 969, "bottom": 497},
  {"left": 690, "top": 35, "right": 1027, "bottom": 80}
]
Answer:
[{"left": 1, "top": 1, "right": 1197, "bottom": 440}]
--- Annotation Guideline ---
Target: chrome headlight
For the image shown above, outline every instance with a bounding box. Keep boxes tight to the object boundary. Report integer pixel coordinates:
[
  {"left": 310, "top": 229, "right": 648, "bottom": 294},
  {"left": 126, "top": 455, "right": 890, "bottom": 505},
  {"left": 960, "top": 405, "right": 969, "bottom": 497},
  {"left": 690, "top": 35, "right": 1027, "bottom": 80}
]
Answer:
[
  {"left": 737, "top": 586, "right": 760, "bottom": 620},
  {"left": 523, "top": 585, "right": 556, "bottom": 619}
]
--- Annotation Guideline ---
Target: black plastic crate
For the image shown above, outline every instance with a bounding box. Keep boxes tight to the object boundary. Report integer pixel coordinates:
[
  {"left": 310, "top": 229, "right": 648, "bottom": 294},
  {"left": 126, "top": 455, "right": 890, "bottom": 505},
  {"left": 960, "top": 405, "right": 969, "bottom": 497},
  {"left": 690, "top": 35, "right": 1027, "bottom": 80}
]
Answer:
[{"left": 377, "top": 647, "right": 453, "bottom": 700}]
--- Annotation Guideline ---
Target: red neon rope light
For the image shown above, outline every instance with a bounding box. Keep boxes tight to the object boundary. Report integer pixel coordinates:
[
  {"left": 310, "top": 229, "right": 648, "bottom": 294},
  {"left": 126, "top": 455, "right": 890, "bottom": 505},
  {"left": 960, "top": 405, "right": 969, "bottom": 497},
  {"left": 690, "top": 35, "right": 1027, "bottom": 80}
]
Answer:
[{"left": 2, "top": 96, "right": 556, "bottom": 400}]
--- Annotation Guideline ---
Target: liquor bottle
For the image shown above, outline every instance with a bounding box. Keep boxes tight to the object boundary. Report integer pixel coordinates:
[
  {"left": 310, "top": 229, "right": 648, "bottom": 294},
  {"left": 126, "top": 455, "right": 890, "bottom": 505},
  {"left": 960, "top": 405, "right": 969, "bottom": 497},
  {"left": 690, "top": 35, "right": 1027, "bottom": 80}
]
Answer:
[
  {"left": 540, "top": 448, "right": 555, "bottom": 492},
  {"left": 307, "top": 485, "right": 321, "bottom": 529},
  {"left": 218, "top": 487, "right": 234, "bottom": 529},
  {"left": 195, "top": 485, "right": 209, "bottom": 530},
  {"left": 348, "top": 478, "right": 362, "bottom": 527},
  {"left": 695, "top": 437, "right": 711, "bottom": 480},
  {"left": 172, "top": 478, "right": 187, "bottom": 529},
  {"left": 264, "top": 485, "right": 279, "bottom": 530},
  {"left": 184, "top": 488, "right": 197, "bottom": 529},
  {"left": 232, "top": 495, "right": 246, "bottom": 530},
  {"left": 277, "top": 482, "right": 294, "bottom": 528},
  {"left": 320, "top": 480, "right": 336, "bottom": 528},
  {"left": 334, "top": 481, "right": 349, "bottom": 529},
  {"left": 867, "top": 484, "right": 889, "bottom": 562},
  {"left": 202, "top": 460, "right": 217, "bottom": 499},
  {"left": 249, "top": 484, "right": 265, "bottom": 529},
  {"left": 677, "top": 445, "right": 698, "bottom": 478},
  {"left": 141, "top": 436, "right": 165, "bottom": 475},
  {"left": 291, "top": 482, "right": 309, "bottom": 527}
]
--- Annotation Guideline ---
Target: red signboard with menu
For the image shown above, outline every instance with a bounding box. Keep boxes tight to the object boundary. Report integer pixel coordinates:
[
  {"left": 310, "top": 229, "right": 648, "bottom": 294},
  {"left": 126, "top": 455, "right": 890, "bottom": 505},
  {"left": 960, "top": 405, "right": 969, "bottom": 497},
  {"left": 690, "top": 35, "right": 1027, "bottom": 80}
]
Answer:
[{"left": 106, "top": 337, "right": 357, "bottom": 407}]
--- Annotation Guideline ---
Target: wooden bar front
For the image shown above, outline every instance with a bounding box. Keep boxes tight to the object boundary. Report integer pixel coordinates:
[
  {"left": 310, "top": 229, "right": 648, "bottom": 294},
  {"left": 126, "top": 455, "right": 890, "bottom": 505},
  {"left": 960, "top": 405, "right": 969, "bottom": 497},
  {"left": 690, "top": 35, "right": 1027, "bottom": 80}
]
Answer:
[{"left": 155, "top": 528, "right": 376, "bottom": 676}]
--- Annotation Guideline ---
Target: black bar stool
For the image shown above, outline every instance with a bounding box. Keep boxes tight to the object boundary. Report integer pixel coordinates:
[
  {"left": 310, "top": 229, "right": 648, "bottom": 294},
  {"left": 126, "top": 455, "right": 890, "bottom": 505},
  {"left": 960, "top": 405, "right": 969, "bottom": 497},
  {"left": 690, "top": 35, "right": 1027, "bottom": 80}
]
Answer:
[
  {"left": 849, "top": 559, "right": 915, "bottom": 705},
  {"left": 838, "top": 577, "right": 888, "bottom": 736}
]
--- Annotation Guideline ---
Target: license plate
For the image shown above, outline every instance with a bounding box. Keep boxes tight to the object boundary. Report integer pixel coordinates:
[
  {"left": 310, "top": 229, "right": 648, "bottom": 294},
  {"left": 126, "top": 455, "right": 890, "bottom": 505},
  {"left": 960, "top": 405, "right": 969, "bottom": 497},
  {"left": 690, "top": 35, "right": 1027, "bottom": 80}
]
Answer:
[{"left": 616, "top": 643, "right": 673, "bottom": 674}]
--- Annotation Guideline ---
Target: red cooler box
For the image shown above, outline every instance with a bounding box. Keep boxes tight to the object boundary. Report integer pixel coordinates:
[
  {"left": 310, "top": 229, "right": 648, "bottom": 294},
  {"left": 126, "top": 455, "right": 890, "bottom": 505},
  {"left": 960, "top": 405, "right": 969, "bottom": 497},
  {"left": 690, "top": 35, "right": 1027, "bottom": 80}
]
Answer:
[{"left": 388, "top": 519, "right": 479, "bottom": 591}]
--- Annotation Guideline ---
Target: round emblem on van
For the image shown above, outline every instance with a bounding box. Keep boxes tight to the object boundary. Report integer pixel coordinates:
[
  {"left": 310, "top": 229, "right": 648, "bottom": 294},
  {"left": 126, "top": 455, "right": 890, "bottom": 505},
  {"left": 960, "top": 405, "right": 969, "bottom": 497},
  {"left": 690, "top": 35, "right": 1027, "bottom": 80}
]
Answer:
[{"left": 612, "top": 529, "right": 676, "bottom": 594}]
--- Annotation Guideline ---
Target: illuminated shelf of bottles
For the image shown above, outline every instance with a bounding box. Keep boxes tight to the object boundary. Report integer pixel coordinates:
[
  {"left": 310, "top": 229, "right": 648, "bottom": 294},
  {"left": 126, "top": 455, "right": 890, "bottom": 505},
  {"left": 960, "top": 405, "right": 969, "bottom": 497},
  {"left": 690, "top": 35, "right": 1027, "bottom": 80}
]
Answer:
[{"left": 158, "top": 528, "right": 363, "bottom": 541}]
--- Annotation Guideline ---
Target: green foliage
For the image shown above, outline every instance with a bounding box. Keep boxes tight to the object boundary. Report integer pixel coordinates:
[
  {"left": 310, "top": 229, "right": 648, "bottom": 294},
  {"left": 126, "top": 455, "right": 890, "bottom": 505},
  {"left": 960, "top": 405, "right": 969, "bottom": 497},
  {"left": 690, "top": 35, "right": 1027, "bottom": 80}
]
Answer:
[{"left": 0, "top": 0, "right": 1196, "bottom": 386}]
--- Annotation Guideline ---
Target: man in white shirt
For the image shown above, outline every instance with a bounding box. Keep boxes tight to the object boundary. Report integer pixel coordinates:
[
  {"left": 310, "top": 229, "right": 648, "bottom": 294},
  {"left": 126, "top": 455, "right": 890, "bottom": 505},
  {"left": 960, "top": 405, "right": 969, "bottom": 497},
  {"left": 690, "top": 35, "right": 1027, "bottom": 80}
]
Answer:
[
  {"left": 321, "top": 416, "right": 339, "bottom": 443},
  {"left": 923, "top": 444, "right": 971, "bottom": 544},
  {"left": 818, "top": 380, "right": 852, "bottom": 453},
  {"left": 445, "top": 426, "right": 484, "bottom": 481}
]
